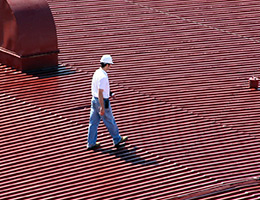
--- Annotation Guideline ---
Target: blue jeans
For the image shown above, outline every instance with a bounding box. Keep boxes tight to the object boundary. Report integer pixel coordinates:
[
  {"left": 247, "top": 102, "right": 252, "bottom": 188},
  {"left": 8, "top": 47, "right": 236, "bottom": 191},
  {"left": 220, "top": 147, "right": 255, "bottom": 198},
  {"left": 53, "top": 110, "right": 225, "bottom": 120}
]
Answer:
[{"left": 87, "top": 97, "right": 121, "bottom": 148}]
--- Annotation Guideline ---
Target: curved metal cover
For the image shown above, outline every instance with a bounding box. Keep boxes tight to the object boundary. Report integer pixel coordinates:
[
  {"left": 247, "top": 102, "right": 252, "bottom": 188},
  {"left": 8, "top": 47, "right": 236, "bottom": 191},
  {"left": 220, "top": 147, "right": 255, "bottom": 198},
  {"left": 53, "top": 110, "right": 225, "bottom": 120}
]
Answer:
[{"left": 0, "top": 0, "right": 58, "bottom": 71}]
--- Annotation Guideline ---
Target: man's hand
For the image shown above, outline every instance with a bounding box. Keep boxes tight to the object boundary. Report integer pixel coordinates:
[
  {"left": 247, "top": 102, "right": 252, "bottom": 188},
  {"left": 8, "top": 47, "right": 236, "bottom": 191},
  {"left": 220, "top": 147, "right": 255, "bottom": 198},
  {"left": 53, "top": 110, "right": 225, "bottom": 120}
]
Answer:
[
  {"left": 99, "top": 107, "right": 105, "bottom": 116},
  {"left": 110, "top": 92, "right": 116, "bottom": 100}
]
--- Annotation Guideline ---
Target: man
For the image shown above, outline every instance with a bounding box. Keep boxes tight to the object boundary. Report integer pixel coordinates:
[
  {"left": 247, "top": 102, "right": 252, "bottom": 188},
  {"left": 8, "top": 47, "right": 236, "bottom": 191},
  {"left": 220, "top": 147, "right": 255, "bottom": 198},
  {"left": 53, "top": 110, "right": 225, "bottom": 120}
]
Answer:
[{"left": 87, "top": 55, "right": 128, "bottom": 150}]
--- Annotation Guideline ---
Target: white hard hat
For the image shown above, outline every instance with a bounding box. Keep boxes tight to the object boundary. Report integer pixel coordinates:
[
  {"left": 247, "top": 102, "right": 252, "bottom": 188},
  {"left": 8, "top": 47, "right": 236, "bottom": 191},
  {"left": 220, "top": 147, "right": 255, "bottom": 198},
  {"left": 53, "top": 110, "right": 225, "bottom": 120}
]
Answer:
[{"left": 100, "top": 55, "right": 113, "bottom": 64}]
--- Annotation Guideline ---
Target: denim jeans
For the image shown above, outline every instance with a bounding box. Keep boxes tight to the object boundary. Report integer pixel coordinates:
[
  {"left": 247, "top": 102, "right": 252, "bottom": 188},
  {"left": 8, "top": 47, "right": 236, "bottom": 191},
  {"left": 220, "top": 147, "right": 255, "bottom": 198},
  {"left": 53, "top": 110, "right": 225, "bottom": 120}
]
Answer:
[{"left": 87, "top": 97, "right": 121, "bottom": 148}]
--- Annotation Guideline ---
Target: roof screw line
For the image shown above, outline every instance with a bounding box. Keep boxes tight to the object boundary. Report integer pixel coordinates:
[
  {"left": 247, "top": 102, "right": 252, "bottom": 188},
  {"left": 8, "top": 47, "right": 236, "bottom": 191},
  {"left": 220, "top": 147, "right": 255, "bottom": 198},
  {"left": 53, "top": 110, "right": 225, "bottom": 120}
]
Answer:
[
  {"left": 111, "top": 80, "right": 246, "bottom": 137},
  {"left": 1, "top": 92, "right": 81, "bottom": 127},
  {"left": 124, "top": 0, "right": 260, "bottom": 44}
]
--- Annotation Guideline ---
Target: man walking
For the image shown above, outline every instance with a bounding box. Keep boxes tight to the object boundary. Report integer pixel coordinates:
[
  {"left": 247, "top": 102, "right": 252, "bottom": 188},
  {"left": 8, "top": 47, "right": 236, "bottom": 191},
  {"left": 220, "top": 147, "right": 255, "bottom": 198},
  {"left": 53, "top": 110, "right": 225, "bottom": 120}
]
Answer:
[{"left": 87, "top": 55, "right": 128, "bottom": 150}]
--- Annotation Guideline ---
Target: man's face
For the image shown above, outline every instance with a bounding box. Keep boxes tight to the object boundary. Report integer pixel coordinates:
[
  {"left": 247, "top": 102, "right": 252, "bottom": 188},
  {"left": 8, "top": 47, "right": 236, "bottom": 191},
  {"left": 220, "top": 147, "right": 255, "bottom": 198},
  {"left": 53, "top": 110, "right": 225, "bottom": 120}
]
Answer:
[{"left": 105, "top": 64, "right": 111, "bottom": 72}]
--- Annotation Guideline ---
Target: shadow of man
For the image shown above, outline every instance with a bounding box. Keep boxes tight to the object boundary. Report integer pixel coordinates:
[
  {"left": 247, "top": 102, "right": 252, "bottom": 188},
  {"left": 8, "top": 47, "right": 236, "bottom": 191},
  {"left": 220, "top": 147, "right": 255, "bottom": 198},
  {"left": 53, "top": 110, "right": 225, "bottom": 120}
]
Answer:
[{"left": 94, "top": 145, "right": 158, "bottom": 166}]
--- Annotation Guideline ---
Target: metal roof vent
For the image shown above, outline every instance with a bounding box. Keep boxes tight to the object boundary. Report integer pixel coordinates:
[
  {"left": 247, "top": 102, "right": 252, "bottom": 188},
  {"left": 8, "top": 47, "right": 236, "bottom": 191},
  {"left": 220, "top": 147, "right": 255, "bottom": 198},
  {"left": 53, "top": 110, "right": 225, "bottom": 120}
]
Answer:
[
  {"left": 0, "top": 0, "right": 59, "bottom": 72},
  {"left": 249, "top": 76, "right": 259, "bottom": 90}
]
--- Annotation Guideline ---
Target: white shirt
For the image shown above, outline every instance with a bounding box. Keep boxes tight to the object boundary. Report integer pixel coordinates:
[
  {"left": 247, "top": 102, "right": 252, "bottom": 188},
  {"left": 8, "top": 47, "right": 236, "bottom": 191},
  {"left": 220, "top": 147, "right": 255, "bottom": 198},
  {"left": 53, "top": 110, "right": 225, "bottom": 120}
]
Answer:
[{"left": 91, "top": 67, "right": 110, "bottom": 98}]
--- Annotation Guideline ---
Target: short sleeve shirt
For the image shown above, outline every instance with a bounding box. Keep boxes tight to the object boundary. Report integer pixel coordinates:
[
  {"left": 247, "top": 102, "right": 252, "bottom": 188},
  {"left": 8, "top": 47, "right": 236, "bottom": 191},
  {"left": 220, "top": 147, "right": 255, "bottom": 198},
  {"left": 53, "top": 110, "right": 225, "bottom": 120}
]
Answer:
[{"left": 91, "top": 67, "right": 110, "bottom": 98}]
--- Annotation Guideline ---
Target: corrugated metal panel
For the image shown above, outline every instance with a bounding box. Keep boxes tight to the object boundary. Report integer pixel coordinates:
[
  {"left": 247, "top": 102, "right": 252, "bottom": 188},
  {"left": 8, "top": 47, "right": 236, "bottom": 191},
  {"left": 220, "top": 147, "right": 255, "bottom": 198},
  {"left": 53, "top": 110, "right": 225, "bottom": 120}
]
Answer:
[
  {"left": 50, "top": 0, "right": 260, "bottom": 138},
  {"left": 0, "top": 91, "right": 220, "bottom": 199},
  {"left": 1, "top": 0, "right": 260, "bottom": 199}
]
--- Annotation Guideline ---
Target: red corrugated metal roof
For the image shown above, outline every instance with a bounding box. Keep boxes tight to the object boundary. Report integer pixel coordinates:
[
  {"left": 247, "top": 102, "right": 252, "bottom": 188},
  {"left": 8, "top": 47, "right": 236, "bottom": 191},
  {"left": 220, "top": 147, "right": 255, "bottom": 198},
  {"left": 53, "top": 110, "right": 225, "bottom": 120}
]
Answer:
[{"left": 1, "top": 0, "right": 260, "bottom": 199}]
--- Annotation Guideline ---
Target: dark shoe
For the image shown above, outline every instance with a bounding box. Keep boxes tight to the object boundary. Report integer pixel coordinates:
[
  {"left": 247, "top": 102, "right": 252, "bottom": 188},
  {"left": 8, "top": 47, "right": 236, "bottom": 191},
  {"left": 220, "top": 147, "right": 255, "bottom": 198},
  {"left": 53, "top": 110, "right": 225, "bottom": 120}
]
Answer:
[
  {"left": 87, "top": 142, "right": 101, "bottom": 150},
  {"left": 114, "top": 136, "right": 128, "bottom": 147}
]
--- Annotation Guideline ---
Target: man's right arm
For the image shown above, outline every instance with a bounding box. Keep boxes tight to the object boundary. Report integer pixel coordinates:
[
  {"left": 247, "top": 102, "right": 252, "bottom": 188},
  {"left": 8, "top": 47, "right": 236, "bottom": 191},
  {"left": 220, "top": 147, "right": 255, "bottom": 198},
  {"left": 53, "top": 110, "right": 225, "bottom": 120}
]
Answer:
[{"left": 98, "top": 89, "right": 105, "bottom": 116}]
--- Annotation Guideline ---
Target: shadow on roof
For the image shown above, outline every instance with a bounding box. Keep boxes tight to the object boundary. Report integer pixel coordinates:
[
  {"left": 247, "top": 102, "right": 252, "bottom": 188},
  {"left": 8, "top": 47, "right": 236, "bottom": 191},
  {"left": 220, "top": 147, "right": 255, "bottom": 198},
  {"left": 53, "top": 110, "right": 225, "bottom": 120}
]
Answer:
[
  {"left": 24, "top": 65, "right": 76, "bottom": 79},
  {"left": 95, "top": 146, "right": 159, "bottom": 166}
]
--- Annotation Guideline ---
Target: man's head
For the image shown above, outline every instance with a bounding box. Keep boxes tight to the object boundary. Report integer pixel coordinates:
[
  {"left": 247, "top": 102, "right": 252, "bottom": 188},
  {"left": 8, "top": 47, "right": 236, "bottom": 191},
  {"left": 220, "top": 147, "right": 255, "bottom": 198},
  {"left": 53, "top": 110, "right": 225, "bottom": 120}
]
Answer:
[
  {"left": 100, "top": 54, "right": 113, "bottom": 65},
  {"left": 100, "top": 55, "right": 113, "bottom": 72},
  {"left": 100, "top": 55, "right": 113, "bottom": 64}
]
